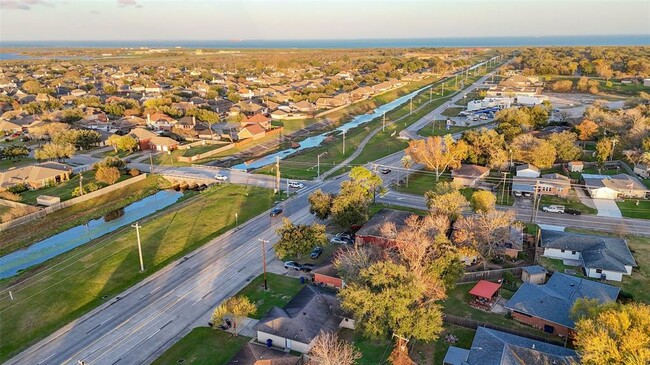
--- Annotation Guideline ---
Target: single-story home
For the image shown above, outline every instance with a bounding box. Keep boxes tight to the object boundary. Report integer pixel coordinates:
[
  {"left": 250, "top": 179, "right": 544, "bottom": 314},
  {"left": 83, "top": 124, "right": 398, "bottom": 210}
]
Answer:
[
  {"left": 451, "top": 164, "right": 490, "bottom": 187},
  {"left": 227, "top": 342, "right": 301, "bottom": 365},
  {"left": 512, "top": 174, "right": 570, "bottom": 197},
  {"left": 238, "top": 124, "right": 266, "bottom": 140},
  {"left": 505, "top": 272, "right": 619, "bottom": 337},
  {"left": 355, "top": 208, "right": 415, "bottom": 247},
  {"left": 254, "top": 286, "right": 352, "bottom": 354},
  {"left": 567, "top": 161, "right": 584, "bottom": 173},
  {"left": 445, "top": 327, "right": 579, "bottom": 365},
  {"left": 0, "top": 162, "right": 72, "bottom": 189},
  {"left": 515, "top": 163, "right": 540, "bottom": 178},
  {"left": 540, "top": 230, "right": 637, "bottom": 281},
  {"left": 634, "top": 164, "right": 649, "bottom": 178},
  {"left": 583, "top": 173, "right": 646, "bottom": 200}
]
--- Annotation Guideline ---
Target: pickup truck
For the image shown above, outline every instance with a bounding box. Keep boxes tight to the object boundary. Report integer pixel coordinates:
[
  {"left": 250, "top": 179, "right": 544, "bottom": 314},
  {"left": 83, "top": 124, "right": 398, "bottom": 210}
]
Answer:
[{"left": 542, "top": 205, "right": 565, "bottom": 213}]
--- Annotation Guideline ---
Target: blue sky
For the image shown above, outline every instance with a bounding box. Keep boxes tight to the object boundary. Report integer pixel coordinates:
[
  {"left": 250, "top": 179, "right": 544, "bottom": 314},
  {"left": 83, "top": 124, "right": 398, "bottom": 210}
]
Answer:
[{"left": 0, "top": 0, "right": 648, "bottom": 41}]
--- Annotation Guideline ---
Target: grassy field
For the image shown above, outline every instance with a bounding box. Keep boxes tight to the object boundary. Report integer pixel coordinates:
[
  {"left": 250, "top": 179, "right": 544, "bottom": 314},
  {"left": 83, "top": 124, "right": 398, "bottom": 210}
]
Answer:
[
  {"left": 181, "top": 143, "right": 229, "bottom": 157},
  {"left": 154, "top": 149, "right": 191, "bottom": 166},
  {"left": 441, "top": 107, "right": 464, "bottom": 117},
  {"left": 0, "top": 157, "right": 36, "bottom": 170},
  {"left": 0, "top": 184, "right": 274, "bottom": 362},
  {"left": 393, "top": 170, "right": 452, "bottom": 196},
  {"left": 234, "top": 273, "right": 305, "bottom": 319},
  {"left": 417, "top": 122, "right": 471, "bottom": 138},
  {"left": 432, "top": 325, "right": 476, "bottom": 364},
  {"left": 0, "top": 175, "right": 165, "bottom": 256},
  {"left": 539, "top": 194, "right": 598, "bottom": 215},
  {"left": 616, "top": 199, "right": 650, "bottom": 219},
  {"left": 338, "top": 328, "right": 392, "bottom": 365},
  {"left": 19, "top": 170, "right": 133, "bottom": 205},
  {"left": 369, "top": 203, "right": 428, "bottom": 217},
  {"left": 151, "top": 327, "right": 249, "bottom": 365},
  {"left": 537, "top": 257, "right": 585, "bottom": 277}
]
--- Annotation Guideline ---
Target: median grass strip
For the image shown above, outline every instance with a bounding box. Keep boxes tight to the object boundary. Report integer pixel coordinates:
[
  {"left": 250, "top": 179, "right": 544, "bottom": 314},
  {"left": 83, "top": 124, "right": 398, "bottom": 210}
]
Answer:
[
  {"left": 151, "top": 327, "right": 250, "bottom": 365},
  {"left": 234, "top": 273, "right": 305, "bottom": 319},
  {"left": 0, "top": 184, "right": 274, "bottom": 362},
  {"left": 0, "top": 174, "right": 165, "bottom": 256}
]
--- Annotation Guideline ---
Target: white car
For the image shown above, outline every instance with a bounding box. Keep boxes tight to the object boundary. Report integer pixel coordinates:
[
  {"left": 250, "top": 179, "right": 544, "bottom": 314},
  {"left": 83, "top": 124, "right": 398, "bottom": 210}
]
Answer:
[
  {"left": 542, "top": 205, "right": 565, "bottom": 213},
  {"left": 214, "top": 174, "right": 228, "bottom": 181},
  {"left": 288, "top": 181, "right": 304, "bottom": 189}
]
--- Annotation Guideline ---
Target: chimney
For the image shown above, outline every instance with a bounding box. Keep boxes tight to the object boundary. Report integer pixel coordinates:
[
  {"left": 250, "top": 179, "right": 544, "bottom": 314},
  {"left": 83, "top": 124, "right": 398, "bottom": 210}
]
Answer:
[{"left": 192, "top": 116, "right": 196, "bottom": 125}]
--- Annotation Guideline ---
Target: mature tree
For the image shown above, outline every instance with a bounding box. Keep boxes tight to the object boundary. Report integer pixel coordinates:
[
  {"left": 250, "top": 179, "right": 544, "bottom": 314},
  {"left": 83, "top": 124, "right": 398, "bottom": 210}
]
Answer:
[
  {"left": 511, "top": 134, "right": 557, "bottom": 168},
  {"left": 334, "top": 244, "right": 379, "bottom": 284},
  {"left": 388, "top": 338, "right": 416, "bottom": 365},
  {"left": 52, "top": 129, "right": 101, "bottom": 150},
  {"left": 309, "top": 331, "right": 362, "bottom": 365},
  {"left": 210, "top": 296, "right": 256, "bottom": 336},
  {"left": 547, "top": 131, "right": 582, "bottom": 162},
  {"left": 93, "top": 156, "right": 127, "bottom": 171},
  {"left": 349, "top": 166, "right": 384, "bottom": 202},
  {"left": 470, "top": 190, "right": 496, "bottom": 213},
  {"left": 425, "top": 184, "right": 469, "bottom": 221},
  {"left": 331, "top": 180, "right": 370, "bottom": 228},
  {"left": 528, "top": 105, "right": 550, "bottom": 128},
  {"left": 95, "top": 166, "right": 121, "bottom": 185},
  {"left": 461, "top": 128, "right": 508, "bottom": 168},
  {"left": 29, "top": 122, "right": 70, "bottom": 140},
  {"left": 596, "top": 137, "right": 615, "bottom": 163},
  {"left": 401, "top": 155, "right": 413, "bottom": 187},
  {"left": 576, "top": 119, "right": 599, "bottom": 143},
  {"left": 274, "top": 218, "right": 326, "bottom": 259},
  {"left": 107, "top": 135, "right": 138, "bottom": 153},
  {"left": 551, "top": 80, "right": 574, "bottom": 92},
  {"left": 61, "top": 108, "right": 84, "bottom": 123},
  {"left": 406, "top": 135, "right": 468, "bottom": 181},
  {"left": 308, "top": 189, "right": 334, "bottom": 220},
  {"left": 495, "top": 108, "right": 532, "bottom": 141},
  {"left": 227, "top": 92, "right": 241, "bottom": 103},
  {"left": 572, "top": 301, "right": 650, "bottom": 365},
  {"left": 338, "top": 261, "right": 444, "bottom": 341},
  {"left": 34, "top": 143, "right": 75, "bottom": 161},
  {"left": 1, "top": 146, "right": 29, "bottom": 160},
  {"left": 452, "top": 210, "right": 520, "bottom": 268}
]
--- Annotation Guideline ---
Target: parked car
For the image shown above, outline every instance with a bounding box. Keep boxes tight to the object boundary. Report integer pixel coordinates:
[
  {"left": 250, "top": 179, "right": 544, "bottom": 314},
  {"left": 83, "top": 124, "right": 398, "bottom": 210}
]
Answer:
[
  {"left": 300, "top": 263, "right": 316, "bottom": 272},
  {"left": 330, "top": 233, "right": 354, "bottom": 244},
  {"left": 310, "top": 246, "right": 323, "bottom": 259},
  {"left": 214, "top": 174, "right": 228, "bottom": 181},
  {"left": 513, "top": 191, "right": 523, "bottom": 197},
  {"left": 565, "top": 208, "right": 582, "bottom": 215},
  {"left": 522, "top": 192, "right": 532, "bottom": 197},
  {"left": 270, "top": 207, "right": 283, "bottom": 217},
  {"left": 542, "top": 205, "right": 565, "bottom": 213},
  {"left": 380, "top": 167, "right": 391, "bottom": 174},
  {"left": 288, "top": 181, "right": 304, "bottom": 189},
  {"left": 284, "top": 261, "right": 301, "bottom": 270}
]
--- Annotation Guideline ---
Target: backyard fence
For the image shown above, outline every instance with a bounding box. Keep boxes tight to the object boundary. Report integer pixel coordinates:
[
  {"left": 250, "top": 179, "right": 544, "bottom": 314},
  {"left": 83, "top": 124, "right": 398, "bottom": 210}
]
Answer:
[
  {"left": 457, "top": 268, "right": 523, "bottom": 284},
  {"left": 442, "top": 314, "right": 566, "bottom": 347}
]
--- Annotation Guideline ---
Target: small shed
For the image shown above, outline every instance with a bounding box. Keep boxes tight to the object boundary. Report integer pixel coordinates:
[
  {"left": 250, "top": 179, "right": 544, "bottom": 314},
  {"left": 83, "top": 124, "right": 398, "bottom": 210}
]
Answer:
[
  {"left": 567, "top": 161, "right": 584, "bottom": 173},
  {"left": 522, "top": 265, "right": 548, "bottom": 284},
  {"left": 469, "top": 280, "right": 502, "bottom": 310}
]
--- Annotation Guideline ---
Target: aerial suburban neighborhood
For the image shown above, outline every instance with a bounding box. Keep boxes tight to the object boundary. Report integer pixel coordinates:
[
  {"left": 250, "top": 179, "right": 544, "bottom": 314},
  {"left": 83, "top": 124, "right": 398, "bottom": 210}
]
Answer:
[{"left": 0, "top": 1, "right": 649, "bottom": 365}]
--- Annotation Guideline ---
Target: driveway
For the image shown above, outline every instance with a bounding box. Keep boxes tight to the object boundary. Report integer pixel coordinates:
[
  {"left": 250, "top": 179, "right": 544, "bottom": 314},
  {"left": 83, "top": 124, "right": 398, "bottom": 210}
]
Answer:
[{"left": 592, "top": 198, "right": 623, "bottom": 218}]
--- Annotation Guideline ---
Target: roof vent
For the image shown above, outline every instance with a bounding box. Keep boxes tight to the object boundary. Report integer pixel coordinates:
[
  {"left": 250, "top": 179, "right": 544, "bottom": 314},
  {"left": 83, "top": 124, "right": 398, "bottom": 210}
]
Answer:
[{"left": 303, "top": 312, "right": 306, "bottom": 316}]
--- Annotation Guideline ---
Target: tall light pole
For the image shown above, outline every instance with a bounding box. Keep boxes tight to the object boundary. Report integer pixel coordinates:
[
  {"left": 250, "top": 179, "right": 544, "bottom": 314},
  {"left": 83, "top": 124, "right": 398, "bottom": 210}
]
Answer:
[
  {"left": 317, "top": 152, "right": 327, "bottom": 179},
  {"left": 409, "top": 98, "right": 413, "bottom": 115},
  {"left": 131, "top": 222, "right": 144, "bottom": 272},
  {"left": 235, "top": 212, "right": 238, "bottom": 227},
  {"left": 382, "top": 112, "right": 386, "bottom": 132},
  {"left": 342, "top": 130, "right": 347, "bottom": 155},
  {"left": 258, "top": 239, "right": 269, "bottom": 290},
  {"left": 79, "top": 174, "right": 84, "bottom": 195}
]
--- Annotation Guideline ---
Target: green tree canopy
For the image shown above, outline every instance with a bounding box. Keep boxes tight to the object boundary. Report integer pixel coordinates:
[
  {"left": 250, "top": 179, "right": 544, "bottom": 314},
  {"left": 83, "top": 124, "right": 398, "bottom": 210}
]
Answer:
[
  {"left": 274, "top": 218, "right": 326, "bottom": 259},
  {"left": 308, "top": 189, "right": 334, "bottom": 220}
]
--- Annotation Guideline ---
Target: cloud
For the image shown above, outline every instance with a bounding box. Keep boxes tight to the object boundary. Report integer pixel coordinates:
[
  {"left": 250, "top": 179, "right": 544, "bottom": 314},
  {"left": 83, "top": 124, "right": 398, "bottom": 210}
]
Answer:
[
  {"left": 90, "top": 9, "right": 99, "bottom": 14},
  {"left": 0, "top": 0, "right": 53, "bottom": 10},
  {"left": 117, "top": 0, "right": 139, "bottom": 7}
]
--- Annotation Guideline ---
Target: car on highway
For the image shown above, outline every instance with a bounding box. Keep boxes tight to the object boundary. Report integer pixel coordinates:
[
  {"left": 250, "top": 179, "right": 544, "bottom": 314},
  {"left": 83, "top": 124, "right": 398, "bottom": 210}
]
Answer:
[
  {"left": 288, "top": 181, "right": 304, "bottom": 189},
  {"left": 330, "top": 233, "right": 354, "bottom": 245},
  {"left": 565, "top": 208, "right": 582, "bottom": 215},
  {"left": 380, "top": 167, "right": 391, "bottom": 174},
  {"left": 542, "top": 205, "right": 565, "bottom": 213},
  {"left": 513, "top": 191, "right": 522, "bottom": 197},
  {"left": 310, "top": 246, "right": 323, "bottom": 259},
  {"left": 299, "top": 263, "right": 316, "bottom": 272},
  {"left": 214, "top": 174, "right": 228, "bottom": 181},
  {"left": 270, "top": 207, "right": 283, "bottom": 217},
  {"left": 522, "top": 192, "right": 532, "bottom": 198},
  {"left": 284, "top": 261, "right": 301, "bottom": 270}
]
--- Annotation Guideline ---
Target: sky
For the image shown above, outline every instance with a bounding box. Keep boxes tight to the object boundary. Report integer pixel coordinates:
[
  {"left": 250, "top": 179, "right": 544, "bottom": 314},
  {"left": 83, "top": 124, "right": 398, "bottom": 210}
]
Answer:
[{"left": 0, "top": 0, "right": 649, "bottom": 41}]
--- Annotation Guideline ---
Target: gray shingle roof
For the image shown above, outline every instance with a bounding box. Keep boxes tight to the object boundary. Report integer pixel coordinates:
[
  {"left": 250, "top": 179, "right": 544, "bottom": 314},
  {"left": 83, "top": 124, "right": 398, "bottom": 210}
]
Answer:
[
  {"left": 254, "top": 286, "right": 341, "bottom": 345},
  {"left": 465, "top": 327, "right": 579, "bottom": 365},
  {"left": 505, "top": 272, "right": 619, "bottom": 329},
  {"left": 541, "top": 230, "right": 637, "bottom": 273},
  {"left": 522, "top": 265, "right": 548, "bottom": 275},
  {"left": 355, "top": 208, "right": 415, "bottom": 238}
]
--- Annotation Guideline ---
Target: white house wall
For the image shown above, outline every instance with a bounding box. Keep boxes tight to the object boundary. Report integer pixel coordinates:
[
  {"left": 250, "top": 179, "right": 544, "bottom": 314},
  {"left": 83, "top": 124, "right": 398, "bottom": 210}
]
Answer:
[
  {"left": 543, "top": 248, "right": 581, "bottom": 261},
  {"left": 585, "top": 268, "right": 624, "bottom": 282}
]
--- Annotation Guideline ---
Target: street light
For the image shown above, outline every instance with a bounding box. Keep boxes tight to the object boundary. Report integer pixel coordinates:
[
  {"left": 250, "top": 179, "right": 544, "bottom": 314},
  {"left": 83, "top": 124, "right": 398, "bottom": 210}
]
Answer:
[
  {"left": 131, "top": 222, "right": 145, "bottom": 272},
  {"left": 317, "top": 152, "right": 328, "bottom": 180},
  {"left": 79, "top": 174, "right": 84, "bottom": 195}
]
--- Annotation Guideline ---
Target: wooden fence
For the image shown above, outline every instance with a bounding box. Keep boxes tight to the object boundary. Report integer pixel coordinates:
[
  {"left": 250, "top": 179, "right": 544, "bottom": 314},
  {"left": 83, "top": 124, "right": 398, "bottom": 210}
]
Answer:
[{"left": 457, "top": 268, "right": 523, "bottom": 284}]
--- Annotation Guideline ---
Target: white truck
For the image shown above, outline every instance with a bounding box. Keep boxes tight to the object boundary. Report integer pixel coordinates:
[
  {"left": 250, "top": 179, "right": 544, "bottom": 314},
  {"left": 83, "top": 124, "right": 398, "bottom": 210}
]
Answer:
[{"left": 542, "top": 205, "right": 565, "bottom": 213}]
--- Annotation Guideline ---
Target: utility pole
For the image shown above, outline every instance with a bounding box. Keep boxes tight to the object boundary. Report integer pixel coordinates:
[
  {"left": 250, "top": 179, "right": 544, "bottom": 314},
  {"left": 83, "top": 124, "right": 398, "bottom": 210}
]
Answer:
[
  {"left": 500, "top": 171, "right": 508, "bottom": 204},
  {"left": 235, "top": 212, "right": 238, "bottom": 227},
  {"left": 429, "top": 86, "right": 433, "bottom": 101},
  {"left": 342, "top": 130, "right": 346, "bottom": 155},
  {"left": 531, "top": 181, "right": 540, "bottom": 223},
  {"left": 610, "top": 138, "right": 617, "bottom": 161},
  {"left": 383, "top": 112, "right": 386, "bottom": 132},
  {"left": 259, "top": 239, "right": 269, "bottom": 290},
  {"left": 317, "top": 152, "right": 327, "bottom": 179},
  {"left": 465, "top": 68, "right": 469, "bottom": 83},
  {"left": 409, "top": 98, "right": 413, "bottom": 115},
  {"left": 79, "top": 174, "right": 84, "bottom": 195},
  {"left": 275, "top": 156, "right": 280, "bottom": 195},
  {"left": 455, "top": 74, "right": 458, "bottom": 88},
  {"left": 131, "top": 222, "right": 144, "bottom": 272},
  {"left": 149, "top": 152, "right": 154, "bottom": 174}
]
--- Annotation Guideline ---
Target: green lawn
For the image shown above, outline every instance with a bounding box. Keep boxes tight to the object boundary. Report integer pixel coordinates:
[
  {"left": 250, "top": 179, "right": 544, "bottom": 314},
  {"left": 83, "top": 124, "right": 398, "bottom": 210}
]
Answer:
[
  {"left": 0, "top": 175, "right": 165, "bottom": 256},
  {"left": 418, "top": 123, "right": 471, "bottom": 138},
  {"left": 151, "top": 327, "right": 249, "bottom": 365},
  {"left": 0, "top": 184, "right": 275, "bottom": 362},
  {"left": 369, "top": 203, "right": 428, "bottom": 217},
  {"left": 616, "top": 199, "right": 650, "bottom": 219},
  {"left": 441, "top": 107, "right": 464, "bottom": 117},
  {"left": 393, "top": 170, "right": 451, "bottom": 196},
  {"left": 0, "top": 157, "right": 36, "bottom": 170},
  {"left": 19, "top": 170, "right": 133, "bottom": 205},
  {"left": 539, "top": 194, "right": 598, "bottom": 215},
  {"left": 234, "top": 273, "right": 305, "bottom": 319},
  {"left": 154, "top": 149, "right": 191, "bottom": 166},
  {"left": 338, "top": 328, "right": 392, "bottom": 365},
  {"left": 454, "top": 91, "right": 483, "bottom": 106},
  {"left": 537, "top": 257, "right": 585, "bottom": 277},
  {"left": 181, "top": 143, "right": 229, "bottom": 157},
  {"left": 432, "top": 325, "right": 476, "bottom": 365}
]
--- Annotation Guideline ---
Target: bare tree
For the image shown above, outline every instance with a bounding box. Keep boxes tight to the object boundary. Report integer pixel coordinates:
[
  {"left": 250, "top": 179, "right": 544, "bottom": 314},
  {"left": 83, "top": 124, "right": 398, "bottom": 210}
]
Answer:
[
  {"left": 388, "top": 337, "right": 415, "bottom": 365},
  {"left": 309, "top": 331, "right": 362, "bottom": 365}
]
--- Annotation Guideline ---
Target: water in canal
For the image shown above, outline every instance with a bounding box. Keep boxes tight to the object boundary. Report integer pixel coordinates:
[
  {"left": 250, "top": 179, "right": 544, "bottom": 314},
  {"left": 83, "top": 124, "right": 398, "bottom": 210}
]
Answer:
[
  {"left": 231, "top": 83, "right": 432, "bottom": 171},
  {"left": 0, "top": 190, "right": 183, "bottom": 279}
]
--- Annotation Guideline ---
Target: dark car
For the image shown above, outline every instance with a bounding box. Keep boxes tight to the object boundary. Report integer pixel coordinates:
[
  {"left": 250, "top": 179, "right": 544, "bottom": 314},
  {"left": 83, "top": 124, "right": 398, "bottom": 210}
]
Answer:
[
  {"left": 565, "top": 208, "right": 582, "bottom": 216},
  {"left": 284, "top": 261, "right": 301, "bottom": 270},
  {"left": 270, "top": 207, "right": 283, "bottom": 217},
  {"left": 300, "top": 263, "right": 316, "bottom": 272},
  {"left": 310, "top": 246, "right": 323, "bottom": 259}
]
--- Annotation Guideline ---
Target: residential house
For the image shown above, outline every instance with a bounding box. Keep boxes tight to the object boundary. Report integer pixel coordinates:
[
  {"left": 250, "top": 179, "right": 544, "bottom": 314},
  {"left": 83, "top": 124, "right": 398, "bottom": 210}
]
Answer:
[
  {"left": 583, "top": 173, "right": 647, "bottom": 199},
  {"left": 540, "top": 230, "right": 637, "bottom": 281},
  {"left": 451, "top": 164, "right": 490, "bottom": 187},
  {"left": 521, "top": 265, "right": 548, "bottom": 285},
  {"left": 505, "top": 272, "right": 619, "bottom": 337},
  {"left": 227, "top": 343, "right": 301, "bottom": 365},
  {"left": 516, "top": 164, "right": 540, "bottom": 178},
  {"left": 355, "top": 208, "right": 415, "bottom": 247},
  {"left": 0, "top": 120, "right": 21, "bottom": 133},
  {"left": 238, "top": 123, "right": 266, "bottom": 140},
  {"left": 0, "top": 162, "right": 72, "bottom": 189},
  {"left": 176, "top": 116, "right": 197, "bottom": 131},
  {"left": 444, "top": 327, "right": 578, "bottom": 365},
  {"left": 315, "top": 97, "right": 347, "bottom": 109},
  {"left": 244, "top": 113, "right": 272, "bottom": 130},
  {"left": 128, "top": 127, "right": 178, "bottom": 152},
  {"left": 567, "top": 161, "right": 584, "bottom": 173},
  {"left": 290, "top": 100, "right": 314, "bottom": 113},
  {"left": 254, "top": 286, "right": 350, "bottom": 353},
  {"left": 214, "top": 122, "right": 241, "bottom": 141},
  {"left": 634, "top": 163, "right": 649, "bottom": 178},
  {"left": 146, "top": 112, "right": 176, "bottom": 131}
]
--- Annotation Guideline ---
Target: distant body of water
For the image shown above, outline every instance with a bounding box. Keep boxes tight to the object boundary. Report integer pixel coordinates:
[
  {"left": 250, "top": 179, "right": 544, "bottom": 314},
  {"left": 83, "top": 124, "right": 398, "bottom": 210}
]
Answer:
[
  {"left": 1, "top": 35, "right": 648, "bottom": 50},
  {"left": 0, "top": 53, "right": 93, "bottom": 60}
]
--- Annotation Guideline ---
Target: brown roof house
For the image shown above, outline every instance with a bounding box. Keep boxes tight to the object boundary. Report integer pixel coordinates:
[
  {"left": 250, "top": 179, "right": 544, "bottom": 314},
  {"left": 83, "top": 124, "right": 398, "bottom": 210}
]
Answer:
[
  {"left": 0, "top": 162, "right": 72, "bottom": 189},
  {"left": 227, "top": 343, "right": 301, "bottom": 365},
  {"left": 238, "top": 123, "right": 266, "bottom": 140},
  {"left": 451, "top": 164, "right": 490, "bottom": 187},
  {"left": 355, "top": 208, "right": 414, "bottom": 248}
]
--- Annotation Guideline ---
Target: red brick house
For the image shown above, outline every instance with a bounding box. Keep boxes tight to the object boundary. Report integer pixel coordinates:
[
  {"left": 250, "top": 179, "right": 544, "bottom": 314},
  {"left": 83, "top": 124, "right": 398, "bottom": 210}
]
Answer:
[{"left": 355, "top": 208, "right": 415, "bottom": 248}]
